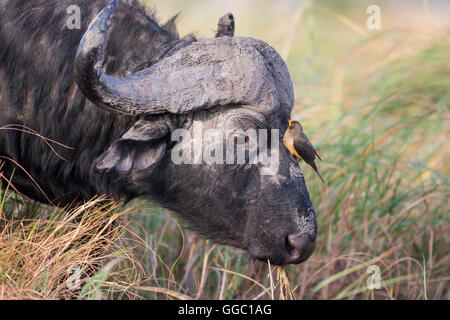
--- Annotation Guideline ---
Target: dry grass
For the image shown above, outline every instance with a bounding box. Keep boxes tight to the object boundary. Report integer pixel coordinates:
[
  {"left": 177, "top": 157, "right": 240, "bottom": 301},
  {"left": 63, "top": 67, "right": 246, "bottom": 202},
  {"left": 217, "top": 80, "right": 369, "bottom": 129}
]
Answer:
[{"left": 0, "top": 189, "right": 147, "bottom": 299}]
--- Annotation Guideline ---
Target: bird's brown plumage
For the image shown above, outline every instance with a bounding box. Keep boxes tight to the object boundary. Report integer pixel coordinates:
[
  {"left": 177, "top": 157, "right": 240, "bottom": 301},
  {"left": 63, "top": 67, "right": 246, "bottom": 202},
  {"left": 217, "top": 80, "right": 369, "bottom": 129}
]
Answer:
[{"left": 283, "top": 120, "right": 324, "bottom": 183}]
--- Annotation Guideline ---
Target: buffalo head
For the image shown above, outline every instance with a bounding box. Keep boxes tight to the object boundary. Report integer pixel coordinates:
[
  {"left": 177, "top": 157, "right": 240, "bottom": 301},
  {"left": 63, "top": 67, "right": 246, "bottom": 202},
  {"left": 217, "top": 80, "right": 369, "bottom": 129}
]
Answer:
[{"left": 74, "top": 0, "right": 317, "bottom": 265}]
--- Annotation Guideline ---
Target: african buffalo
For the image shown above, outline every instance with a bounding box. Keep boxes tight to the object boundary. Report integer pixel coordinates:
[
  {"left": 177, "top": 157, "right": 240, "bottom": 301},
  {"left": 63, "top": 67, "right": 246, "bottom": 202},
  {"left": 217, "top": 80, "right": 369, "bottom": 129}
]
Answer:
[{"left": 0, "top": 0, "right": 317, "bottom": 265}]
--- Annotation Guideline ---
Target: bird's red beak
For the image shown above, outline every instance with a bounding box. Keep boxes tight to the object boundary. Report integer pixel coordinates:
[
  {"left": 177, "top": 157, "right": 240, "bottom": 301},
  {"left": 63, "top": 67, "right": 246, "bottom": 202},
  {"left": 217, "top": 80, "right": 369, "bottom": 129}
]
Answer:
[{"left": 288, "top": 119, "right": 292, "bottom": 127}]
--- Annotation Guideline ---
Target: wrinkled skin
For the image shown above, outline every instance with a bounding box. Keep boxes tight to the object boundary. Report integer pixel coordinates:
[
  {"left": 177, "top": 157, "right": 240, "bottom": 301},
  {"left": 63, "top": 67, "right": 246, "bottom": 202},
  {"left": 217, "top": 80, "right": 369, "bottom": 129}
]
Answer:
[
  {"left": 0, "top": 0, "right": 317, "bottom": 265},
  {"left": 148, "top": 108, "right": 317, "bottom": 265}
]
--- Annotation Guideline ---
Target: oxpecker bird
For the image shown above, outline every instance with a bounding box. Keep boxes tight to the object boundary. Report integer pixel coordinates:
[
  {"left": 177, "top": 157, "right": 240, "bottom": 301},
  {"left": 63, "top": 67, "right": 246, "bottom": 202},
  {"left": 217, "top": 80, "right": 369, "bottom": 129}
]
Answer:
[{"left": 283, "top": 120, "right": 324, "bottom": 183}]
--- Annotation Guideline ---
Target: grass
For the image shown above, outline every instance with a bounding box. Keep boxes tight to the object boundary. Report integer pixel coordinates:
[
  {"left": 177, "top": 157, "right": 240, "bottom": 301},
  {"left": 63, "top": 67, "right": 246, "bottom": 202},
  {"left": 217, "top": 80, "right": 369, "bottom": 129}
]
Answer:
[
  {"left": 0, "top": 1, "right": 449, "bottom": 299},
  {"left": 0, "top": 187, "right": 147, "bottom": 299}
]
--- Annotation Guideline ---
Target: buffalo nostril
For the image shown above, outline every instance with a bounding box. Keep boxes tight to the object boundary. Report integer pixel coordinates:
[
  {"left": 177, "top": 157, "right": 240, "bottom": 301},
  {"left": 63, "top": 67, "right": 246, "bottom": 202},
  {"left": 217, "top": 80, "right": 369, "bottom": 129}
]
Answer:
[{"left": 287, "top": 233, "right": 316, "bottom": 263}]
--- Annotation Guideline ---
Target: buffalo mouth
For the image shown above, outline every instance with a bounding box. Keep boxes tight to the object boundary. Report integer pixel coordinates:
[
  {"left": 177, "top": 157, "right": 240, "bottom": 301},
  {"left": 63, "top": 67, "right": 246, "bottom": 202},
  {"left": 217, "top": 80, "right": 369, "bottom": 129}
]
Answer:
[{"left": 250, "top": 235, "right": 316, "bottom": 266}]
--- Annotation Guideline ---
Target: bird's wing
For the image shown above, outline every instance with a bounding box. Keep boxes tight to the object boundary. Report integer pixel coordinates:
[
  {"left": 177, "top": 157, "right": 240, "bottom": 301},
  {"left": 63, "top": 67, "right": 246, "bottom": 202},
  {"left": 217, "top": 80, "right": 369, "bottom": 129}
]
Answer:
[
  {"left": 303, "top": 134, "right": 322, "bottom": 161},
  {"left": 293, "top": 137, "right": 316, "bottom": 163},
  {"left": 314, "top": 149, "right": 323, "bottom": 162},
  {"left": 295, "top": 135, "right": 325, "bottom": 184},
  {"left": 294, "top": 139, "right": 325, "bottom": 183}
]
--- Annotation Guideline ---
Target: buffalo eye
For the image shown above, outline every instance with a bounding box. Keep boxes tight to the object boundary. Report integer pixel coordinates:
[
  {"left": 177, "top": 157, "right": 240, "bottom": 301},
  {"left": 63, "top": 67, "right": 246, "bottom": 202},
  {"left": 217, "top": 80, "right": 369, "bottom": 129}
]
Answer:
[{"left": 233, "top": 135, "right": 250, "bottom": 146}]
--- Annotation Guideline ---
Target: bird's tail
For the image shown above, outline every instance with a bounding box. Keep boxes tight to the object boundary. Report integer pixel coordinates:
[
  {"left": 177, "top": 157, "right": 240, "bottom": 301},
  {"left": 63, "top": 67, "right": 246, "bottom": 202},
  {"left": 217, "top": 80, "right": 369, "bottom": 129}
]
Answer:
[
  {"left": 311, "top": 162, "right": 325, "bottom": 184},
  {"left": 316, "top": 170, "right": 325, "bottom": 184}
]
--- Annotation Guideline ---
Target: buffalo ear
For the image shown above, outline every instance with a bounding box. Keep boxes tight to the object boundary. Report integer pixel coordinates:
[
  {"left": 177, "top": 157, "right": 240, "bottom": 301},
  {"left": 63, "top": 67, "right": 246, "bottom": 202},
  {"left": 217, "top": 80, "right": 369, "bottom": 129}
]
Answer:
[{"left": 94, "top": 118, "right": 169, "bottom": 172}]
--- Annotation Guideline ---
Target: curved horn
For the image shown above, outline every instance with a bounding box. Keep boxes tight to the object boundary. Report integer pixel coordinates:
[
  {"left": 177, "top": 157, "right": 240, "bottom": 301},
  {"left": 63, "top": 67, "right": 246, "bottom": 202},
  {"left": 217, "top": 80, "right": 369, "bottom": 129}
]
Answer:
[{"left": 75, "top": 0, "right": 293, "bottom": 116}]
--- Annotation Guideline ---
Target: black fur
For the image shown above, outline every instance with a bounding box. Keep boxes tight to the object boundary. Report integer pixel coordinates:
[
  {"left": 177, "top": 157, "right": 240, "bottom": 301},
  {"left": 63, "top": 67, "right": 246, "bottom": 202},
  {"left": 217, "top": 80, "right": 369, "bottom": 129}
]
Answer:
[{"left": 0, "top": 0, "right": 191, "bottom": 203}]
